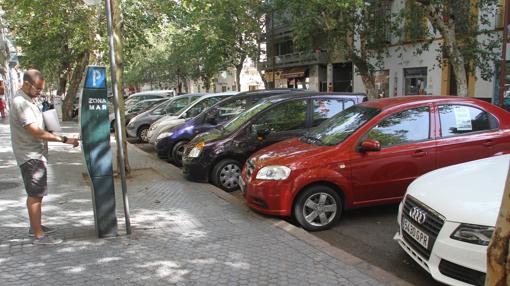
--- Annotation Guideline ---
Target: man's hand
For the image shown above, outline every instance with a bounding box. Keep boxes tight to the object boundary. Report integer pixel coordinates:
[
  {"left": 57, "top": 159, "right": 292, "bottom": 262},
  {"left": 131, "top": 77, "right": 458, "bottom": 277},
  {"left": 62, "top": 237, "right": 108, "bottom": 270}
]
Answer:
[
  {"left": 24, "top": 124, "right": 80, "bottom": 147},
  {"left": 67, "top": 137, "right": 80, "bottom": 148}
]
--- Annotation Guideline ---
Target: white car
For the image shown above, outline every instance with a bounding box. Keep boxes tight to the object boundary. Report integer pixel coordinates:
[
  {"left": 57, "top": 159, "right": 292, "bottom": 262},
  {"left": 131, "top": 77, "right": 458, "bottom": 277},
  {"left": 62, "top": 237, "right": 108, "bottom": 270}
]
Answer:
[
  {"left": 394, "top": 154, "right": 508, "bottom": 286},
  {"left": 147, "top": 91, "right": 238, "bottom": 144}
]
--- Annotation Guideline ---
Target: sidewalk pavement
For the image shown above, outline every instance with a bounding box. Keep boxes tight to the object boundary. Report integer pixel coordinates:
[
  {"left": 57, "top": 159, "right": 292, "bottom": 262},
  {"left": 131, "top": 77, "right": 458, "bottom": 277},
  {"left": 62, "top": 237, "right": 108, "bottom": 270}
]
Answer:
[{"left": 0, "top": 119, "right": 412, "bottom": 286}]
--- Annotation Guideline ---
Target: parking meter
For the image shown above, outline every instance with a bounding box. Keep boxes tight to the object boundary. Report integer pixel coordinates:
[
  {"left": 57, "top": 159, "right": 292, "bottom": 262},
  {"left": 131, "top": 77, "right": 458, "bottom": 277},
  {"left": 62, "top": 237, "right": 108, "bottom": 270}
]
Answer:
[{"left": 80, "top": 66, "right": 118, "bottom": 238}]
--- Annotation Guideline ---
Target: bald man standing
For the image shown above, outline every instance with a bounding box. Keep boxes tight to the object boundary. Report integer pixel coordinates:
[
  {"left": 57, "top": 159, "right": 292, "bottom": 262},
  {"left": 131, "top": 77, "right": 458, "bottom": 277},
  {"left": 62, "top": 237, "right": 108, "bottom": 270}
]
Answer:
[{"left": 9, "top": 69, "right": 79, "bottom": 245}]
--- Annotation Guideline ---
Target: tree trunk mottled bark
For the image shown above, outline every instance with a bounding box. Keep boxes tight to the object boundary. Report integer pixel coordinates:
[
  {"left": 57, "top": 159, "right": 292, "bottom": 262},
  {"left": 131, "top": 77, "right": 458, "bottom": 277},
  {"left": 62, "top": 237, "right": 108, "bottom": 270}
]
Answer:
[
  {"left": 57, "top": 76, "right": 67, "bottom": 101},
  {"left": 235, "top": 64, "right": 243, "bottom": 92},
  {"left": 352, "top": 52, "right": 377, "bottom": 100},
  {"left": 62, "top": 52, "right": 89, "bottom": 121},
  {"left": 235, "top": 53, "right": 246, "bottom": 92},
  {"left": 486, "top": 161, "right": 510, "bottom": 285},
  {"left": 111, "top": 0, "right": 131, "bottom": 174},
  {"left": 416, "top": 1, "right": 469, "bottom": 97}
]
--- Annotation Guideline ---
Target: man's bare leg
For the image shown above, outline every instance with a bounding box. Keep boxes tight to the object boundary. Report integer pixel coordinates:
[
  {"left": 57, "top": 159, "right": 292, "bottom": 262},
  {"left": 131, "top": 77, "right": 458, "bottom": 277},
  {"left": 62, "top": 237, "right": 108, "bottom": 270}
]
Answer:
[{"left": 27, "top": 196, "right": 43, "bottom": 238}]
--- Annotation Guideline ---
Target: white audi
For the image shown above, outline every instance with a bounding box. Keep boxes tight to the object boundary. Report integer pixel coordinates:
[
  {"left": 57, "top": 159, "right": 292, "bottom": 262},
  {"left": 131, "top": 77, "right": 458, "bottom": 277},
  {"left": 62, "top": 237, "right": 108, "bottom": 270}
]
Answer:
[{"left": 394, "top": 154, "right": 508, "bottom": 286}]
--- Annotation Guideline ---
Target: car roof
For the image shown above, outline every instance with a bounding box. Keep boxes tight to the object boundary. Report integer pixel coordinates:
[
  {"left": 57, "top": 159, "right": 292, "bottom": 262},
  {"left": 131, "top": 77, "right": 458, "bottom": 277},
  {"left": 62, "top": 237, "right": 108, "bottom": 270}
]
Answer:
[
  {"left": 170, "top": 93, "right": 206, "bottom": 100},
  {"left": 360, "top": 96, "right": 490, "bottom": 110},
  {"left": 214, "top": 89, "right": 306, "bottom": 102},
  {"left": 129, "top": 90, "right": 174, "bottom": 96},
  {"left": 138, "top": 98, "right": 168, "bottom": 103},
  {"left": 183, "top": 92, "right": 236, "bottom": 110},
  {"left": 261, "top": 91, "right": 367, "bottom": 103},
  {"left": 195, "top": 92, "right": 233, "bottom": 99},
  {"left": 213, "top": 91, "right": 240, "bottom": 96},
  {"left": 235, "top": 88, "right": 306, "bottom": 96}
]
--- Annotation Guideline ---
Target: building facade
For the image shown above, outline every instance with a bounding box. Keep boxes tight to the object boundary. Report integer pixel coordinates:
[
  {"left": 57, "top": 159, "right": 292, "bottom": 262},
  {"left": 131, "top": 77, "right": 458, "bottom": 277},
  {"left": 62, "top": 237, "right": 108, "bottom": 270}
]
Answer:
[
  {"left": 187, "top": 59, "right": 265, "bottom": 94},
  {"left": 260, "top": 0, "right": 507, "bottom": 102}
]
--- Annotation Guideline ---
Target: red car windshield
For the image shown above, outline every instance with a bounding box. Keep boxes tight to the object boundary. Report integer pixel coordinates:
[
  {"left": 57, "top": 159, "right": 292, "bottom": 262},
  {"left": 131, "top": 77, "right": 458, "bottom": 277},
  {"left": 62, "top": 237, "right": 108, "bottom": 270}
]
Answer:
[{"left": 304, "top": 105, "right": 380, "bottom": 146}]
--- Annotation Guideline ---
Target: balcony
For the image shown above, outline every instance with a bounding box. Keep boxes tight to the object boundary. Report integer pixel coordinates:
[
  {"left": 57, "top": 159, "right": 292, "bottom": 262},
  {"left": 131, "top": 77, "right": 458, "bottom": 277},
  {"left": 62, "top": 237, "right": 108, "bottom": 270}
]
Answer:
[{"left": 259, "top": 51, "right": 329, "bottom": 70}]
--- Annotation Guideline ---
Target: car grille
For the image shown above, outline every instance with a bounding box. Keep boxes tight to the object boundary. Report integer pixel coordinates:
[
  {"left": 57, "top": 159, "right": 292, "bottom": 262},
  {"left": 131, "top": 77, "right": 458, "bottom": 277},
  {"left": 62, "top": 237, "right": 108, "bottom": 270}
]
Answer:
[
  {"left": 402, "top": 196, "right": 445, "bottom": 260},
  {"left": 438, "top": 259, "right": 485, "bottom": 286},
  {"left": 246, "top": 159, "right": 255, "bottom": 179}
]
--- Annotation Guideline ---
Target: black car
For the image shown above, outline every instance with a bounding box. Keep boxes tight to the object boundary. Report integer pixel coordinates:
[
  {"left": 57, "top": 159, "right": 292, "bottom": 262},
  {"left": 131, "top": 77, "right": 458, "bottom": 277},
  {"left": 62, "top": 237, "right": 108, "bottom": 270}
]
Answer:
[
  {"left": 155, "top": 89, "right": 304, "bottom": 166},
  {"left": 182, "top": 92, "right": 367, "bottom": 192}
]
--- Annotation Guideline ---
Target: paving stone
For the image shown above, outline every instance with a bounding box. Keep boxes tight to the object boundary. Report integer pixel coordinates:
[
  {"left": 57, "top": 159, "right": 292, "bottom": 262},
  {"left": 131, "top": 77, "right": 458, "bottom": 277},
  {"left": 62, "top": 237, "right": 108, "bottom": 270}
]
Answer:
[{"left": 0, "top": 121, "right": 391, "bottom": 286}]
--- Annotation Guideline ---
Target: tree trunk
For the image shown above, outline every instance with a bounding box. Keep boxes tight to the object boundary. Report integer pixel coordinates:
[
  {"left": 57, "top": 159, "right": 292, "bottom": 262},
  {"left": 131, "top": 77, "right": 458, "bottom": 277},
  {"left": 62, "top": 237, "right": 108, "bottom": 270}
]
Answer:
[
  {"left": 352, "top": 53, "right": 377, "bottom": 99},
  {"left": 486, "top": 162, "right": 510, "bottom": 286},
  {"left": 235, "top": 54, "right": 246, "bottom": 92},
  {"left": 57, "top": 75, "right": 67, "bottom": 102},
  {"left": 360, "top": 73, "right": 377, "bottom": 99},
  {"left": 62, "top": 52, "right": 89, "bottom": 121},
  {"left": 235, "top": 64, "right": 242, "bottom": 92},
  {"left": 416, "top": 1, "right": 469, "bottom": 97},
  {"left": 256, "top": 38, "right": 268, "bottom": 89},
  {"left": 203, "top": 76, "right": 211, "bottom": 92},
  {"left": 111, "top": 0, "right": 131, "bottom": 174}
]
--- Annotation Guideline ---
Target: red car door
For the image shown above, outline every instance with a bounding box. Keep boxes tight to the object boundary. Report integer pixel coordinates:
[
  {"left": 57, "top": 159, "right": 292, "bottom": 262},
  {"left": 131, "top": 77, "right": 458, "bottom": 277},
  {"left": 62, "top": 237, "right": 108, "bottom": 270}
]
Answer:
[
  {"left": 349, "top": 105, "right": 436, "bottom": 206},
  {"left": 434, "top": 103, "right": 510, "bottom": 169}
]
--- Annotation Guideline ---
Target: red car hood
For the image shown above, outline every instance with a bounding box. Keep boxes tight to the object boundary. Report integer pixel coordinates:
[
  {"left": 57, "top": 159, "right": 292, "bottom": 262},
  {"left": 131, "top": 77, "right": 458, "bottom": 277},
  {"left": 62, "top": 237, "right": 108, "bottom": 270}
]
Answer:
[{"left": 250, "top": 138, "right": 326, "bottom": 168}]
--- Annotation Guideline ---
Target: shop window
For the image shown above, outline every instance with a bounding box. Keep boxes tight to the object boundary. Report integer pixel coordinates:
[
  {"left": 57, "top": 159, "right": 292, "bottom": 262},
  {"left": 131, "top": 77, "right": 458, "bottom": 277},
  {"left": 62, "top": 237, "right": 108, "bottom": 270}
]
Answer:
[
  {"left": 375, "top": 70, "right": 390, "bottom": 98},
  {"left": 404, "top": 67, "right": 427, "bottom": 95}
]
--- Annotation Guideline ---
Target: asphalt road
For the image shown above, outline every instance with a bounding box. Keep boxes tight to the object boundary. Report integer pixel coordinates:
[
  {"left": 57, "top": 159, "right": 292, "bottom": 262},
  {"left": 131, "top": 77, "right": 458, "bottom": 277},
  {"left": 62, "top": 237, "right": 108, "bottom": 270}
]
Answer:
[
  {"left": 131, "top": 140, "right": 444, "bottom": 286},
  {"left": 310, "top": 204, "right": 444, "bottom": 286}
]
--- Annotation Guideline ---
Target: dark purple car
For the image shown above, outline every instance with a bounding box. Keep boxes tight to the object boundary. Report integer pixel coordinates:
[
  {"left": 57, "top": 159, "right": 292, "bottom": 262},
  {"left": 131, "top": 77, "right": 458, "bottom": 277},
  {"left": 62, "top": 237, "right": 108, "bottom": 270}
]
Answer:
[{"left": 154, "top": 89, "right": 304, "bottom": 166}]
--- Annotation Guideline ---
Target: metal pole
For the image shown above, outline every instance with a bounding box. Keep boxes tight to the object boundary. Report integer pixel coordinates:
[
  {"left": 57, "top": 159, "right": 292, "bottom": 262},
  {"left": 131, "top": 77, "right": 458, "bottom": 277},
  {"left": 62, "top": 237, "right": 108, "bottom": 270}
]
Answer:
[
  {"left": 105, "top": 0, "right": 131, "bottom": 234},
  {"left": 499, "top": 0, "right": 510, "bottom": 107},
  {"left": 0, "top": 17, "right": 13, "bottom": 106},
  {"left": 271, "top": 10, "right": 275, "bottom": 88}
]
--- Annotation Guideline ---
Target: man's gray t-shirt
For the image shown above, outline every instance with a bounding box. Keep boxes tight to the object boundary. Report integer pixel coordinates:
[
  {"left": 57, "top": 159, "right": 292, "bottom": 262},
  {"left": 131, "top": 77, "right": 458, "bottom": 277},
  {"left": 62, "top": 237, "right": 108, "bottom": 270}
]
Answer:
[{"left": 9, "top": 89, "right": 47, "bottom": 166}]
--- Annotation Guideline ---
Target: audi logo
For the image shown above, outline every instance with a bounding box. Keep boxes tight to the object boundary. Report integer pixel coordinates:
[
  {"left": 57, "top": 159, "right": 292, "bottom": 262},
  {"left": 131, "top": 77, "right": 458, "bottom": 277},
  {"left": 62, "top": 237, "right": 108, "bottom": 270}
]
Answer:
[{"left": 409, "top": 207, "right": 427, "bottom": 224}]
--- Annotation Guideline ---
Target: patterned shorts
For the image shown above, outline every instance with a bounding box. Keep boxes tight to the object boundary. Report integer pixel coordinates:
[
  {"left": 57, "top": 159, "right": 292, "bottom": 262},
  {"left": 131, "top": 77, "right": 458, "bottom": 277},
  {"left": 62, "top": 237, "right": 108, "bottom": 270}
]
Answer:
[{"left": 20, "top": 159, "right": 48, "bottom": 197}]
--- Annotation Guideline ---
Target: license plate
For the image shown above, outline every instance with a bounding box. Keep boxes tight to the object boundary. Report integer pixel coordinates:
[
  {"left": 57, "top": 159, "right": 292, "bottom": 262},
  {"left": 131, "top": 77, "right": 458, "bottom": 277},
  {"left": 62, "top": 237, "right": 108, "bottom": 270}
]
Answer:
[
  {"left": 402, "top": 218, "right": 429, "bottom": 249},
  {"left": 239, "top": 176, "right": 246, "bottom": 194}
]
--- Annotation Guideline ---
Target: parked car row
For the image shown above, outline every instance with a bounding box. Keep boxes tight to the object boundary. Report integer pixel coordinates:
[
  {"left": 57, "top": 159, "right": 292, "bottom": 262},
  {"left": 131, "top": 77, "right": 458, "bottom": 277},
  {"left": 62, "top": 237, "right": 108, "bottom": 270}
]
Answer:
[
  {"left": 127, "top": 93, "right": 205, "bottom": 142},
  {"left": 236, "top": 96, "right": 510, "bottom": 286},
  {"left": 109, "top": 97, "right": 167, "bottom": 131},
  {"left": 154, "top": 89, "right": 305, "bottom": 166},
  {"left": 129, "top": 89, "right": 510, "bottom": 286},
  {"left": 182, "top": 91, "right": 367, "bottom": 191}
]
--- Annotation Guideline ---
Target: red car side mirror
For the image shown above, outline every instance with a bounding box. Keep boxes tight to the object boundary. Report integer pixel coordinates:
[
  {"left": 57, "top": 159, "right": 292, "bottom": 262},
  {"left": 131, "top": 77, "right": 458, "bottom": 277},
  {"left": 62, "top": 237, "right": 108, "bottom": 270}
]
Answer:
[{"left": 360, "top": 139, "right": 381, "bottom": 152}]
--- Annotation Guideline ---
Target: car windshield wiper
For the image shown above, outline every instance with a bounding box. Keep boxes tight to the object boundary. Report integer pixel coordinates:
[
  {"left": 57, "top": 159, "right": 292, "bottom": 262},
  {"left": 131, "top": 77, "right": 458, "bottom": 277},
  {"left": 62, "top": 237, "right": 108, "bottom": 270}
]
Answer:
[{"left": 301, "top": 135, "right": 323, "bottom": 145}]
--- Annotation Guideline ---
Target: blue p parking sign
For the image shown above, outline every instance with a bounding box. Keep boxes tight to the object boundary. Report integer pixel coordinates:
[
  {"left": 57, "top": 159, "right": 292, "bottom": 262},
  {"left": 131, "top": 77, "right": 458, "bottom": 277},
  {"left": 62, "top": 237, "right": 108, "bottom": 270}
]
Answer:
[{"left": 85, "top": 66, "right": 106, "bottom": 89}]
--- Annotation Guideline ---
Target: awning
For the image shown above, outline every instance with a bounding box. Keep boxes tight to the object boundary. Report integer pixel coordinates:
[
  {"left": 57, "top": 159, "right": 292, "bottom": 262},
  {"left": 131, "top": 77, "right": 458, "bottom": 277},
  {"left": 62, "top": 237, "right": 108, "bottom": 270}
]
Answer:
[{"left": 282, "top": 67, "right": 306, "bottom": 79}]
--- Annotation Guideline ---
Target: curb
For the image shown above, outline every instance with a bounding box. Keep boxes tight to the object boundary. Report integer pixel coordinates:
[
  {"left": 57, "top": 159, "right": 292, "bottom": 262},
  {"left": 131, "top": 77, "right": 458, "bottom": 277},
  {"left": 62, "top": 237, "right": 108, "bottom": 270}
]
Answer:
[{"left": 126, "top": 142, "right": 413, "bottom": 286}]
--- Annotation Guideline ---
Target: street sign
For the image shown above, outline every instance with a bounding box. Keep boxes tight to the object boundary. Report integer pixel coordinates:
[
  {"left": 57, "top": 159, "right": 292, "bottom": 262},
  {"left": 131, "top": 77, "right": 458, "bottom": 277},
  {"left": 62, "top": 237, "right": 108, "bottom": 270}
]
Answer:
[
  {"left": 85, "top": 67, "right": 106, "bottom": 89},
  {"left": 80, "top": 65, "right": 118, "bottom": 238}
]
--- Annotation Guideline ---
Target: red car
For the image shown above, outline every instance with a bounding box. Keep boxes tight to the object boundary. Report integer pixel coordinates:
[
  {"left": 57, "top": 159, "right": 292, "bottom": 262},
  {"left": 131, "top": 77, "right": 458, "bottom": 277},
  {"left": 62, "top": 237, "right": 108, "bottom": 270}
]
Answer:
[{"left": 241, "top": 96, "right": 510, "bottom": 230}]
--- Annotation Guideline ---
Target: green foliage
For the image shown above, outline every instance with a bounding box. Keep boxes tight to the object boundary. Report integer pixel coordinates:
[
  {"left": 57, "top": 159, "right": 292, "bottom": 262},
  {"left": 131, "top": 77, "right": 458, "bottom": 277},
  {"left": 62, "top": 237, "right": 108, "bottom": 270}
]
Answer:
[
  {"left": 122, "top": 0, "right": 267, "bottom": 91},
  {"left": 1, "top": 0, "right": 100, "bottom": 84},
  {"left": 171, "top": 0, "right": 266, "bottom": 89},
  {"left": 412, "top": 0, "right": 501, "bottom": 81}
]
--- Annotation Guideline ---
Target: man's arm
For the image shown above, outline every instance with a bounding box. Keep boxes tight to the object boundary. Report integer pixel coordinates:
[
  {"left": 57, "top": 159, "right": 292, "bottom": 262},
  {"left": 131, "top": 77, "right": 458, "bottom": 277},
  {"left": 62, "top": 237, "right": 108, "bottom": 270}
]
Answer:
[{"left": 24, "top": 123, "right": 80, "bottom": 147}]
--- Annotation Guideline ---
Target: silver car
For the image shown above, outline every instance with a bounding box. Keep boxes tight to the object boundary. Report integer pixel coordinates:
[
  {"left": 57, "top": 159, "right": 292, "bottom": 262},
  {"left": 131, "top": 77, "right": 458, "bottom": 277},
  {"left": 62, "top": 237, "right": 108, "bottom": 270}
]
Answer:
[{"left": 126, "top": 93, "right": 205, "bottom": 142}]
